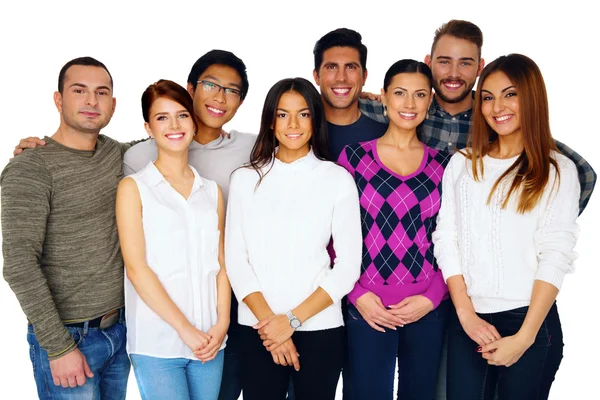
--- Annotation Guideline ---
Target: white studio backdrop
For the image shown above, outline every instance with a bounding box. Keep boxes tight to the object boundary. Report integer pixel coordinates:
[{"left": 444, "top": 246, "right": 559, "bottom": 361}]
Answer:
[{"left": 0, "top": 0, "right": 598, "bottom": 398}]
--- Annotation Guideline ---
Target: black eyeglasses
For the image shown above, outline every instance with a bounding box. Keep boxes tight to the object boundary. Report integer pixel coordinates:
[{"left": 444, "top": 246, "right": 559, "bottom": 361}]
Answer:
[{"left": 197, "top": 80, "right": 242, "bottom": 99}]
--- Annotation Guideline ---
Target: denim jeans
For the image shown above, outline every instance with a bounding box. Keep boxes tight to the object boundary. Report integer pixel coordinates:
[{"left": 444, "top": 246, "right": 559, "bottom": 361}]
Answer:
[
  {"left": 130, "top": 351, "right": 224, "bottom": 400},
  {"left": 447, "top": 303, "right": 563, "bottom": 400},
  {"left": 26, "top": 320, "right": 130, "bottom": 400},
  {"left": 346, "top": 299, "right": 450, "bottom": 400}
]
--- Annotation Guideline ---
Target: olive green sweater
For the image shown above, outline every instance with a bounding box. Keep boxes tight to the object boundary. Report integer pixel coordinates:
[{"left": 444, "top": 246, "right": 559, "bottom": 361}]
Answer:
[{"left": 2, "top": 135, "right": 128, "bottom": 359}]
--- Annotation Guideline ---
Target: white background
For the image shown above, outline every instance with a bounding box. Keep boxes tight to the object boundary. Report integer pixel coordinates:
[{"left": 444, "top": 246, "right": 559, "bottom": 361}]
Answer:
[{"left": 0, "top": 0, "right": 597, "bottom": 398}]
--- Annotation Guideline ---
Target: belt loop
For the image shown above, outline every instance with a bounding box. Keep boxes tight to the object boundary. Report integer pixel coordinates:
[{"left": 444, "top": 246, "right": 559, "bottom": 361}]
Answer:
[{"left": 83, "top": 321, "right": 89, "bottom": 336}]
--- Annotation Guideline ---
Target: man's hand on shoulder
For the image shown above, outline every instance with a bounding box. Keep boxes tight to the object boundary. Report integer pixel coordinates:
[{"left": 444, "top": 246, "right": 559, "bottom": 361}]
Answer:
[
  {"left": 12, "top": 137, "right": 46, "bottom": 158},
  {"left": 49, "top": 347, "right": 94, "bottom": 388}
]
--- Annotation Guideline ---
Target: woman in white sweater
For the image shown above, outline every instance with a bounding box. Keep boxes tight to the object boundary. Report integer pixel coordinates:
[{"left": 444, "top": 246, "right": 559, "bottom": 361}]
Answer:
[
  {"left": 225, "top": 77, "right": 362, "bottom": 400},
  {"left": 433, "top": 54, "right": 579, "bottom": 400}
]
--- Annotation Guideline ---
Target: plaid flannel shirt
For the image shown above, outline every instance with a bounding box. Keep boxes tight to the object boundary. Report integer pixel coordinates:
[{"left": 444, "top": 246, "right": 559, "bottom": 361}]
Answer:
[{"left": 358, "top": 96, "right": 596, "bottom": 215}]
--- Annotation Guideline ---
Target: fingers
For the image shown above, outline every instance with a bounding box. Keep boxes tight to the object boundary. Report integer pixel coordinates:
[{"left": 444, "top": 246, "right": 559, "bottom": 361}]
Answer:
[
  {"left": 365, "top": 318, "right": 386, "bottom": 333},
  {"left": 83, "top": 357, "right": 94, "bottom": 378},
  {"left": 67, "top": 375, "right": 78, "bottom": 388},
  {"left": 290, "top": 350, "right": 300, "bottom": 371},
  {"left": 253, "top": 316, "right": 272, "bottom": 330}
]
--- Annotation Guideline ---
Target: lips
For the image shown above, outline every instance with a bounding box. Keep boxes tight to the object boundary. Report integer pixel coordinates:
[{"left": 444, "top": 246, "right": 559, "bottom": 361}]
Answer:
[
  {"left": 441, "top": 80, "right": 465, "bottom": 91},
  {"left": 80, "top": 111, "right": 100, "bottom": 117},
  {"left": 493, "top": 114, "right": 513, "bottom": 123},
  {"left": 165, "top": 133, "right": 185, "bottom": 140},
  {"left": 399, "top": 112, "right": 417, "bottom": 120},
  {"left": 331, "top": 87, "right": 351, "bottom": 96},
  {"left": 206, "top": 105, "right": 226, "bottom": 117},
  {"left": 285, "top": 133, "right": 304, "bottom": 140}
]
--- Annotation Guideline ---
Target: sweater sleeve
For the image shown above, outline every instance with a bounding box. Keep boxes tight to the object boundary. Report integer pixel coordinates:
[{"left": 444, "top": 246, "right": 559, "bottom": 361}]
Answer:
[
  {"left": 421, "top": 269, "right": 449, "bottom": 309},
  {"left": 225, "top": 170, "right": 263, "bottom": 302},
  {"left": 432, "top": 154, "right": 464, "bottom": 282},
  {"left": 534, "top": 157, "right": 580, "bottom": 290},
  {"left": 316, "top": 170, "right": 362, "bottom": 303},
  {"left": 1, "top": 154, "right": 76, "bottom": 359}
]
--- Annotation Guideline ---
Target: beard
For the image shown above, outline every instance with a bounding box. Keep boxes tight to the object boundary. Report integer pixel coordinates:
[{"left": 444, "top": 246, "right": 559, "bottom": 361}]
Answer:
[{"left": 433, "top": 78, "right": 475, "bottom": 104}]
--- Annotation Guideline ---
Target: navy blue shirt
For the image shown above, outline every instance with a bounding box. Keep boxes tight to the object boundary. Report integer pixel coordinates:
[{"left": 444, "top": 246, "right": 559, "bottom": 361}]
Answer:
[{"left": 327, "top": 113, "right": 388, "bottom": 161}]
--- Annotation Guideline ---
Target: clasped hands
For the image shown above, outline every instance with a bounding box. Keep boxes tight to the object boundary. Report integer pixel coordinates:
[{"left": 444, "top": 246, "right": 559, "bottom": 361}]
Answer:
[
  {"left": 179, "top": 321, "right": 228, "bottom": 363},
  {"left": 459, "top": 312, "right": 534, "bottom": 367},
  {"left": 254, "top": 314, "right": 300, "bottom": 371},
  {"left": 355, "top": 292, "right": 434, "bottom": 332}
]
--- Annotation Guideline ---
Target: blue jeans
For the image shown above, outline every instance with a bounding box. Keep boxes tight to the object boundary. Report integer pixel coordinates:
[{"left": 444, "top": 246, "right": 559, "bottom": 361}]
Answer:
[
  {"left": 27, "top": 320, "right": 130, "bottom": 400},
  {"left": 447, "top": 303, "right": 563, "bottom": 400},
  {"left": 346, "top": 299, "right": 450, "bottom": 400},
  {"left": 130, "top": 351, "right": 224, "bottom": 400}
]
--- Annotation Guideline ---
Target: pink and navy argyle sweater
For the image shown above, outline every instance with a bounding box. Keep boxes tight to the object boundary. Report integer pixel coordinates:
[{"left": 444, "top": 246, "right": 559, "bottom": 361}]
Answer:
[{"left": 338, "top": 139, "right": 451, "bottom": 309}]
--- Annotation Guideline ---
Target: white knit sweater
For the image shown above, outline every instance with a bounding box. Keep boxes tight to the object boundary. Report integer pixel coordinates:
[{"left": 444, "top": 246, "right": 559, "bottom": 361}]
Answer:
[
  {"left": 225, "top": 150, "right": 362, "bottom": 331},
  {"left": 433, "top": 151, "right": 579, "bottom": 313}
]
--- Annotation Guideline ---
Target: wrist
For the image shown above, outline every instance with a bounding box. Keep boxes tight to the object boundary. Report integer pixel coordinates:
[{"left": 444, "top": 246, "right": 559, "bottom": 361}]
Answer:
[
  {"left": 456, "top": 307, "right": 477, "bottom": 322},
  {"left": 286, "top": 310, "right": 302, "bottom": 330},
  {"left": 515, "top": 329, "right": 536, "bottom": 347}
]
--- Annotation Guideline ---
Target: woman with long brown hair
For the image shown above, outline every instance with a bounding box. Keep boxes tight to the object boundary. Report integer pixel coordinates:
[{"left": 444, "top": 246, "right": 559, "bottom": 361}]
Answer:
[{"left": 433, "top": 54, "right": 580, "bottom": 400}]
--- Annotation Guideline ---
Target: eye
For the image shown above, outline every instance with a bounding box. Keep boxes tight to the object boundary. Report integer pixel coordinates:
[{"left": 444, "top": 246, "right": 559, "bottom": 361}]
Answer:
[
  {"left": 300, "top": 112, "right": 311, "bottom": 118},
  {"left": 416, "top": 92, "right": 427, "bottom": 98},
  {"left": 326, "top": 64, "right": 337, "bottom": 70},
  {"left": 460, "top": 62, "right": 473, "bottom": 67},
  {"left": 224, "top": 88, "right": 241, "bottom": 96},
  {"left": 439, "top": 60, "right": 449, "bottom": 65},
  {"left": 203, "top": 81, "right": 217, "bottom": 90},
  {"left": 347, "top": 64, "right": 356, "bottom": 70},
  {"left": 276, "top": 112, "right": 287, "bottom": 118},
  {"left": 74, "top": 89, "right": 84, "bottom": 94},
  {"left": 96, "top": 90, "right": 108, "bottom": 96},
  {"left": 178, "top": 113, "right": 190, "bottom": 119},
  {"left": 482, "top": 95, "right": 493, "bottom": 101},
  {"left": 506, "top": 91, "right": 517, "bottom": 98},
  {"left": 157, "top": 116, "right": 167, "bottom": 121},
  {"left": 393, "top": 91, "right": 404, "bottom": 96}
]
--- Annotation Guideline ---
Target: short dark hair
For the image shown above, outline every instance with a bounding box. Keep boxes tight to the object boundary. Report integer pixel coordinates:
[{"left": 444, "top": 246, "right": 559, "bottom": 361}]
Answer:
[
  {"left": 383, "top": 59, "right": 433, "bottom": 92},
  {"left": 58, "top": 57, "right": 113, "bottom": 94},
  {"left": 247, "top": 78, "right": 331, "bottom": 187},
  {"left": 141, "top": 79, "right": 198, "bottom": 132},
  {"left": 187, "top": 50, "right": 249, "bottom": 100},
  {"left": 431, "top": 20, "right": 484, "bottom": 59},
  {"left": 313, "top": 28, "right": 367, "bottom": 73}
]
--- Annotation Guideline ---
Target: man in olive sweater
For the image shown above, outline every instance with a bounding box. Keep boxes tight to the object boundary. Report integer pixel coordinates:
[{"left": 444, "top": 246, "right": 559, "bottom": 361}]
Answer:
[{"left": 1, "top": 57, "right": 130, "bottom": 399}]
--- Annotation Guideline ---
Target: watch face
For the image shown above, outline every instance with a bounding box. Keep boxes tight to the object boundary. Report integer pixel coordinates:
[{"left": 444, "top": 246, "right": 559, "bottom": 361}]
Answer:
[{"left": 291, "top": 318, "right": 301, "bottom": 329}]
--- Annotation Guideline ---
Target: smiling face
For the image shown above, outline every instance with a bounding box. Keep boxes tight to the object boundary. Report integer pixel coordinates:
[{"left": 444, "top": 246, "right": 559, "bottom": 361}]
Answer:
[
  {"left": 480, "top": 71, "right": 522, "bottom": 140},
  {"left": 189, "top": 64, "right": 243, "bottom": 131},
  {"left": 426, "top": 35, "right": 483, "bottom": 106},
  {"left": 382, "top": 72, "right": 432, "bottom": 132},
  {"left": 273, "top": 90, "right": 313, "bottom": 156},
  {"left": 55, "top": 65, "right": 115, "bottom": 134},
  {"left": 313, "top": 46, "right": 367, "bottom": 111},
  {"left": 145, "top": 97, "right": 196, "bottom": 153}
]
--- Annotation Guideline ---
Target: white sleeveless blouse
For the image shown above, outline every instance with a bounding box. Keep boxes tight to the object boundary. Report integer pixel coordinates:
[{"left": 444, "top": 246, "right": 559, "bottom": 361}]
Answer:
[{"left": 125, "top": 162, "right": 225, "bottom": 359}]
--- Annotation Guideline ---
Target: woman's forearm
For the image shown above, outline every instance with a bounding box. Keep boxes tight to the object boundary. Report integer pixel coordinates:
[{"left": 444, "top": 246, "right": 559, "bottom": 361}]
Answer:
[
  {"left": 292, "top": 287, "right": 333, "bottom": 324},
  {"left": 518, "top": 280, "right": 559, "bottom": 344},
  {"left": 447, "top": 275, "right": 477, "bottom": 320}
]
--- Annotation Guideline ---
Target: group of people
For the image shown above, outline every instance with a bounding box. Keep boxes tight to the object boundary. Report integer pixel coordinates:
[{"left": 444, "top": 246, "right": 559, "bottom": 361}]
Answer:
[{"left": 2, "top": 19, "right": 595, "bottom": 400}]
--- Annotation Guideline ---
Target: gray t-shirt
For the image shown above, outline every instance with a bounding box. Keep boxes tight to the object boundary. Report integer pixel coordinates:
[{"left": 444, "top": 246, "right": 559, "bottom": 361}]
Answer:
[{"left": 124, "top": 130, "right": 256, "bottom": 203}]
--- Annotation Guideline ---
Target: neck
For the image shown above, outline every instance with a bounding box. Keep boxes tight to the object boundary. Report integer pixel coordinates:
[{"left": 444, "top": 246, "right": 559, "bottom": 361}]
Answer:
[
  {"left": 52, "top": 125, "right": 99, "bottom": 151},
  {"left": 379, "top": 125, "right": 421, "bottom": 149},
  {"left": 154, "top": 150, "right": 190, "bottom": 178},
  {"left": 323, "top": 102, "right": 361, "bottom": 126},
  {"left": 492, "top": 134, "right": 524, "bottom": 159},
  {"left": 276, "top": 145, "right": 310, "bottom": 164},
  {"left": 194, "top": 126, "right": 223, "bottom": 145},
  {"left": 435, "top": 94, "right": 473, "bottom": 116}
]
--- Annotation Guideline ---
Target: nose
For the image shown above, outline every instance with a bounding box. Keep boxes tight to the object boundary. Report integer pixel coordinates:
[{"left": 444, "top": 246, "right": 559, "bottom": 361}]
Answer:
[
  {"left": 334, "top": 67, "right": 346, "bottom": 82},
  {"left": 450, "top": 62, "right": 460, "bottom": 79},
  {"left": 85, "top": 91, "right": 99, "bottom": 107},
  {"left": 493, "top": 97, "right": 505, "bottom": 113},
  {"left": 213, "top": 87, "right": 226, "bottom": 104},
  {"left": 288, "top": 113, "right": 300, "bottom": 129},
  {"left": 405, "top": 94, "right": 416, "bottom": 109},
  {"left": 169, "top": 116, "right": 181, "bottom": 130}
]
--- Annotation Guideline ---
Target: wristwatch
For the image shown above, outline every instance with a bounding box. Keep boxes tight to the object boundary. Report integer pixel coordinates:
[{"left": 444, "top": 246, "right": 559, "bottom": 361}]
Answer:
[{"left": 286, "top": 310, "right": 302, "bottom": 330}]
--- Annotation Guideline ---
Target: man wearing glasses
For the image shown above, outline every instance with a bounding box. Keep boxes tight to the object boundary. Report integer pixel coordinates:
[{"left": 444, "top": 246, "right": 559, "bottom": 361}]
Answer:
[{"left": 123, "top": 49, "right": 254, "bottom": 400}]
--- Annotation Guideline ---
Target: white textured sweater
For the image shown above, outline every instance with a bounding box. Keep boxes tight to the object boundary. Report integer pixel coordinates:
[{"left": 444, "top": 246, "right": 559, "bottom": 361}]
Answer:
[
  {"left": 225, "top": 150, "right": 362, "bottom": 331},
  {"left": 433, "top": 151, "right": 579, "bottom": 313}
]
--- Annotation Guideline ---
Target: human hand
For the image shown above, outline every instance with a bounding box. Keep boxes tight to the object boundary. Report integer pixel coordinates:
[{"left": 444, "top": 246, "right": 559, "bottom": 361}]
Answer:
[
  {"left": 388, "top": 295, "right": 434, "bottom": 324},
  {"left": 458, "top": 312, "right": 502, "bottom": 346},
  {"left": 479, "top": 333, "right": 533, "bottom": 367},
  {"left": 359, "top": 92, "right": 382, "bottom": 102},
  {"left": 355, "top": 292, "right": 405, "bottom": 332},
  {"left": 194, "top": 321, "right": 228, "bottom": 363},
  {"left": 270, "top": 338, "right": 300, "bottom": 371},
  {"left": 49, "top": 348, "right": 94, "bottom": 388},
  {"left": 255, "top": 314, "right": 294, "bottom": 351},
  {"left": 12, "top": 136, "right": 46, "bottom": 158},
  {"left": 178, "top": 324, "right": 212, "bottom": 353}
]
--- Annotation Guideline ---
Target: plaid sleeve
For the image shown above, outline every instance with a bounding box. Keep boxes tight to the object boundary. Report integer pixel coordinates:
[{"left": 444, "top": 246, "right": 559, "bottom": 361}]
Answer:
[
  {"left": 358, "top": 98, "right": 389, "bottom": 124},
  {"left": 555, "top": 140, "right": 597, "bottom": 215}
]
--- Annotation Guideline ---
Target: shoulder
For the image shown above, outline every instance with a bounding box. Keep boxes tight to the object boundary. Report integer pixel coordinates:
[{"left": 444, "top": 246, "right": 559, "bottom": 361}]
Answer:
[
  {"left": 426, "top": 146, "right": 452, "bottom": 166},
  {"left": 551, "top": 151, "right": 578, "bottom": 179},
  {"left": 124, "top": 140, "right": 158, "bottom": 163},
  {"left": 342, "top": 140, "right": 373, "bottom": 160},
  {"left": 318, "top": 160, "right": 356, "bottom": 189},
  {"left": 1, "top": 150, "right": 50, "bottom": 184},
  {"left": 97, "top": 134, "right": 124, "bottom": 151},
  {"left": 230, "top": 166, "right": 260, "bottom": 187},
  {"left": 229, "top": 130, "right": 257, "bottom": 149},
  {"left": 358, "top": 114, "right": 387, "bottom": 131}
]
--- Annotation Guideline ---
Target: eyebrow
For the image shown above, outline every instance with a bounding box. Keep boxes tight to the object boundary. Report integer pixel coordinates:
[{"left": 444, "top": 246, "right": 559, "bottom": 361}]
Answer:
[
  {"left": 69, "top": 83, "right": 112, "bottom": 92},
  {"left": 323, "top": 61, "right": 361, "bottom": 68},
  {"left": 436, "top": 56, "right": 476, "bottom": 62},
  {"left": 393, "top": 87, "right": 429, "bottom": 92},
  {"left": 152, "top": 109, "right": 189, "bottom": 118},
  {"left": 481, "top": 85, "right": 516, "bottom": 94},
  {"left": 276, "top": 107, "right": 310, "bottom": 112},
  {"left": 202, "top": 75, "right": 242, "bottom": 89}
]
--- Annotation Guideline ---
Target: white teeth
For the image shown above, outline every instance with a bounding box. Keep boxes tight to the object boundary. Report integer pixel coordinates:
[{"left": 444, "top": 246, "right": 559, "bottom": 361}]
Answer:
[
  {"left": 400, "top": 112, "right": 416, "bottom": 117},
  {"left": 332, "top": 88, "right": 350, "bottom": 94},
  {"left": 495, "top": 115, "right": 512, "bottom": 121},
  {"left": 445, "top": 82, "right": 461, "bottom": 88},
  {"left": 166, "top": 133, "right": 184, "bottom": 139},
  {"left": 286, "top": 134, "right": 302, "bottom": 139},
  {"left": 207, "top": 106, "right": 225, "bottom": 114}
]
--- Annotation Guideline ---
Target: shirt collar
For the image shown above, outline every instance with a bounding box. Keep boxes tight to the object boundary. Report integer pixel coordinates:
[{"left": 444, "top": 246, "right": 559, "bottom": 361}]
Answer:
[
  {"left": 429, "top": 91, "right": 475, "bottom": 118},
  {"left": 273, "top": 147, "right": 320, "bottom": 171},
  {"left": 144, "top": 161, "right": 204, "bottom": 192}
]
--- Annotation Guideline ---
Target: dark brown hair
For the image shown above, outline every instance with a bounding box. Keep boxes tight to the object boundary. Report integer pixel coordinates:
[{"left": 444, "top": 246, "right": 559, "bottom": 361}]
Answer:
[
  {"left": 431, "top": 20, "right": 483, "bottom": 59},
  {"left": 141, "top": 79, "right": 199, "bottom": 131}
]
